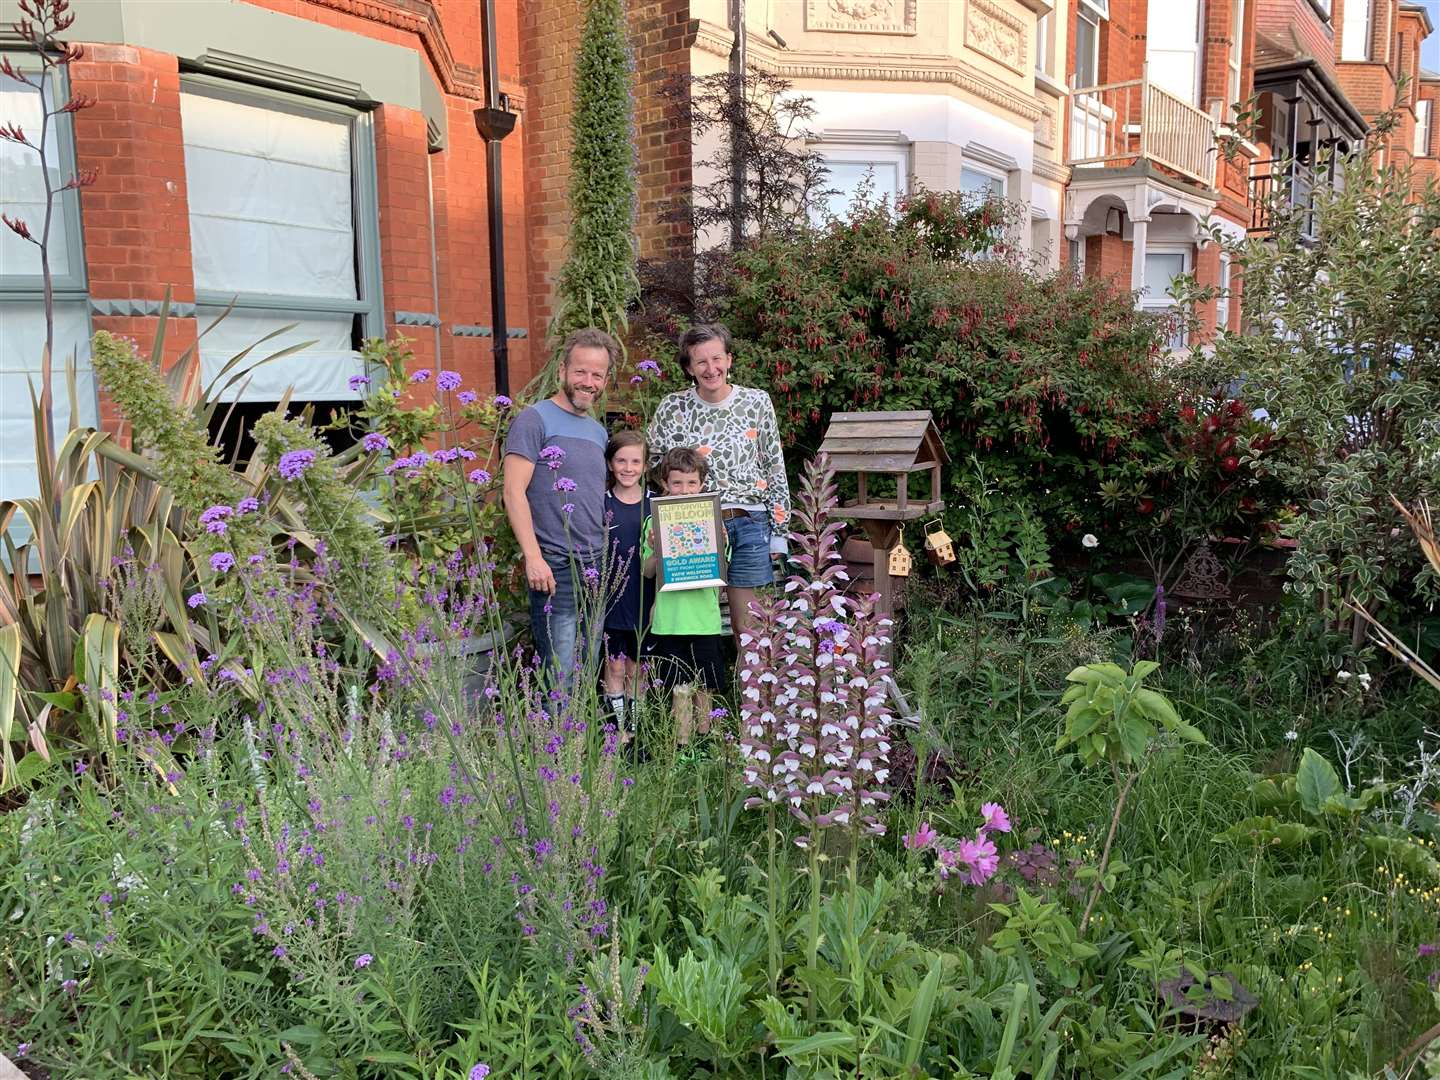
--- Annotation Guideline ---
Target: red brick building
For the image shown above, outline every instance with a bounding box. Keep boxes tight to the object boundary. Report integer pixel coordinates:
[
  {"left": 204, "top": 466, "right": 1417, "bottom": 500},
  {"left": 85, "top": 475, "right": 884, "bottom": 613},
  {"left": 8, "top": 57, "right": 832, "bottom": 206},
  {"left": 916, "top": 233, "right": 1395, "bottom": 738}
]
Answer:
[
  {"left": 2, "top": 0, "right": 543, "bottom": 496},
  {"left": 1061, "top": 0, "right": 1437, "bottom": 346},
  {"left": 1061, "top": 0, "right": 1258, "bottom": 345}
]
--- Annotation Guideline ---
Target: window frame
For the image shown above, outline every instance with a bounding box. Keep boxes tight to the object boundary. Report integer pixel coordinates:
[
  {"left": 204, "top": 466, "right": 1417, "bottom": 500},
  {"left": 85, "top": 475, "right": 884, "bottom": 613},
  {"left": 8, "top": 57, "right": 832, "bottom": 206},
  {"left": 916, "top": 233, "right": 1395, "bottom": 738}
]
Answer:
[
  {"left": 0, "top": 56, "right": 88, "bottom": 299},
  {"left": 1227, "top": 0, "right": 1246, "bottom": 109},
  {"left": 1035, "top": 11, "right": 1053, "bottom": 78},
  {"left": 1416, "top": 99, "right": 1433, "bottom": 157},
  {"left": 1216, "top": 251, "right": 1232, "bottom": 331},
  {"left": 1340, "top": 0, "right": 1372, "bottom": 61},
  {"left": 810, "top": 140, "right": 911, "bottom": 223},
  {"left": 1141, "top": 244, "right": 1193, "bottom": 349},
  {"left": 178, "top": 74, "right": 385, "bottom": 343},
  {"left": 1075, "top": 6, "right": 1102, "bottom": 88}
]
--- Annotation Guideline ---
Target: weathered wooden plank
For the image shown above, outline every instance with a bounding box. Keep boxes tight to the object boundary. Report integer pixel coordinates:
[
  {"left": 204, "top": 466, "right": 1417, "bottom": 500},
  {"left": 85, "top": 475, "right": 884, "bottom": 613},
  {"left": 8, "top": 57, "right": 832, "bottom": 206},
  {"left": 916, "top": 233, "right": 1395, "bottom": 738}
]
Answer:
[
  {"left": 830, "top": 410, "right": 933, "bottom": 422},
  {"left": 834, "top": 499, "right": 945, "bottom": 521},
  {"left": 825, "top": 453, "right": 917, "bottom": 472},
  {"left": 821, "top": 421, "right": 929, "bottom": 440},
  {"left": 818, "top": 436, "right": 925, "bottom": 454},
  {"left": 827, "top": 454, "right": 939, "bottom": 473}
]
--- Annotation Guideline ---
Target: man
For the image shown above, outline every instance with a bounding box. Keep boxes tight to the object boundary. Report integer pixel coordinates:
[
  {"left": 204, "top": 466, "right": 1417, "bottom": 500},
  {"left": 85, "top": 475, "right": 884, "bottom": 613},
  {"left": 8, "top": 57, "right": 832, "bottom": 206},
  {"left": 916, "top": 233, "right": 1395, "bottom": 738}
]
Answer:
[{"left": 503, "top": 328, "right": 616, "bottom": 682}]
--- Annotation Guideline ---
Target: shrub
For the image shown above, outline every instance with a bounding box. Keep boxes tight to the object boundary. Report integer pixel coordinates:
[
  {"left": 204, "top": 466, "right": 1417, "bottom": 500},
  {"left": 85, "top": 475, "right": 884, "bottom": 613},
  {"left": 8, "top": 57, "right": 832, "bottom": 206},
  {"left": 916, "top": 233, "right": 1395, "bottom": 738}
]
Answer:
[
  {"left": 1206, "top": 144, "right": 1440, "bottom": 633},
  {"left": 718, "top": 194, "right": 1282, "bottom": 567}
]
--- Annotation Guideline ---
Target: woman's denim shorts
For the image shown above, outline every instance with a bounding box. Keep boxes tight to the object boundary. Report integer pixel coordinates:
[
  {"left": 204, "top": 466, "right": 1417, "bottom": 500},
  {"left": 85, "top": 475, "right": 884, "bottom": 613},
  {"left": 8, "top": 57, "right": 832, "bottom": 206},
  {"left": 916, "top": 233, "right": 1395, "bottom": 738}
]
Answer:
[{"left": 724, "top": 510, "right": 774, "bottom": 588}]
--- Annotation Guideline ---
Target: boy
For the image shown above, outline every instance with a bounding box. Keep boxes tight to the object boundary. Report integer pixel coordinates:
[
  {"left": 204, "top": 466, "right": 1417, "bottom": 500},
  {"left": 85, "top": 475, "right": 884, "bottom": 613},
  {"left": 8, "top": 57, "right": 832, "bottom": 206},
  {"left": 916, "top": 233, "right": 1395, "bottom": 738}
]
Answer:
[{"left": 642, "top": 447, "right": 727, "bottom": 744}]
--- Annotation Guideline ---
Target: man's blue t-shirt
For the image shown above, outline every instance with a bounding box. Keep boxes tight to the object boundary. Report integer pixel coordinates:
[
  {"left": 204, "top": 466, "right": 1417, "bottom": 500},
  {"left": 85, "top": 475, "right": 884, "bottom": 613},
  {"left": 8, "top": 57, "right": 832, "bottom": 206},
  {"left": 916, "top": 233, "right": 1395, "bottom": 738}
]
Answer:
[{"left": 503, "top": 400, "right": 608, "bottom": 560}]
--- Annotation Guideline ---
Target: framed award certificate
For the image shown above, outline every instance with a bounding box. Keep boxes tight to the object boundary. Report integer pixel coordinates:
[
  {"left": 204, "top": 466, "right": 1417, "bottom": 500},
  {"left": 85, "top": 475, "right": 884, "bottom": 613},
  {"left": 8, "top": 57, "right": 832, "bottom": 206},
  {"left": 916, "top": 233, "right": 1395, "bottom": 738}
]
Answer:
[{"left": 651, "top": 493, "right": 727, "bottom": 592}]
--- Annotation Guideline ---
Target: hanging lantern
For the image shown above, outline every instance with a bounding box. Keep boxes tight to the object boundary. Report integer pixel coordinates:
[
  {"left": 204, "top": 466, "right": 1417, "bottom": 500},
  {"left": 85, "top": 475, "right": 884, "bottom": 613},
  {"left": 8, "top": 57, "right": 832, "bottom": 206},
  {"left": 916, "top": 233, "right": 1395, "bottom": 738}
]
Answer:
[
  {"left": 888, "top": 533, "right": 913, "bottom": 578},
  {"left": 923, "top": 518, "right": 956, "bottom": 566}
]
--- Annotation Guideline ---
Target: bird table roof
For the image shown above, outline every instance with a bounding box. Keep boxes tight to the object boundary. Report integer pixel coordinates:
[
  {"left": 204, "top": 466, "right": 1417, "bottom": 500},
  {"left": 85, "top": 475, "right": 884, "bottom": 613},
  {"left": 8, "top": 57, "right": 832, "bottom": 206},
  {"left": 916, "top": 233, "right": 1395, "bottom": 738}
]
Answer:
[{"left": 818, "top": 411, "right": 949, "bottom": 473}]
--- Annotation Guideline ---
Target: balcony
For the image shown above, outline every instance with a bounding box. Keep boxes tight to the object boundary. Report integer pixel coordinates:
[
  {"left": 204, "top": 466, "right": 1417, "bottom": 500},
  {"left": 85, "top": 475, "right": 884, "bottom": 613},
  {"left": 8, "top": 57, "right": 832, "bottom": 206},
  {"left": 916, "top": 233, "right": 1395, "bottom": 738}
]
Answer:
[
  {"left": 1248, "top": 159, "right": 1324, "bottom": 243},
  {"left": 1067, "top": 70, "right": 1218, "bottom": 188}
]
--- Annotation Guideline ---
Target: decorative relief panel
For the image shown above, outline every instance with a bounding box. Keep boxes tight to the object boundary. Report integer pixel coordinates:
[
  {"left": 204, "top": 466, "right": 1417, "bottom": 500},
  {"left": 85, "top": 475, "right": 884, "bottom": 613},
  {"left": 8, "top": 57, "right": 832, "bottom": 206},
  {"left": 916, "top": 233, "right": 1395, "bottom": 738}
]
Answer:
[
  {"left": 965, "top": 0, "right": 1027, "bottom": 75},
  {"left": 1035, "top": 106, "right": 1056, "bottom": 148},
  {"left": 804, "top": 0, "right": 917, "bottom": 35}
]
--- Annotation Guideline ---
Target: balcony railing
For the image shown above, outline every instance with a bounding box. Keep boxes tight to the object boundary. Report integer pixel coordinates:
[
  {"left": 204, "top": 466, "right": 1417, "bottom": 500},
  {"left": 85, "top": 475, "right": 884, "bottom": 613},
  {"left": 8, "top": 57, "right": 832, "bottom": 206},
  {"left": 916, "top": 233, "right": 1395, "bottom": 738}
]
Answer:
[
  {"left": 1249, "top": 159, "right": 1323, "bottom": 242},
  {"left": 1068, "top": 70, "right": 1218, "bottom": 188}
]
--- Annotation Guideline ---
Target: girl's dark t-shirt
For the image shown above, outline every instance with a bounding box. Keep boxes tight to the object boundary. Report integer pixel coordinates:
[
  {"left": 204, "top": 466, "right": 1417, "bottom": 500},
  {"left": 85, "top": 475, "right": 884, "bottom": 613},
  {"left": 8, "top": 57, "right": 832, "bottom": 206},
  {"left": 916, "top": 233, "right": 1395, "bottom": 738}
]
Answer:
[{"left": 604, "top": 490, "right": 651, "bottom": 632}]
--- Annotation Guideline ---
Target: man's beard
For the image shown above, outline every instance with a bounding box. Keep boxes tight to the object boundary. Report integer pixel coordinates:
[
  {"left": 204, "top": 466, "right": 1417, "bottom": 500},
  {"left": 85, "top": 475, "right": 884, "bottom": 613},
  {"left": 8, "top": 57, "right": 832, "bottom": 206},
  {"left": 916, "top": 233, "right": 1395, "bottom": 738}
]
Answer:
[{"left": 562, "top": 381, "right": 594, "bottom": 412}]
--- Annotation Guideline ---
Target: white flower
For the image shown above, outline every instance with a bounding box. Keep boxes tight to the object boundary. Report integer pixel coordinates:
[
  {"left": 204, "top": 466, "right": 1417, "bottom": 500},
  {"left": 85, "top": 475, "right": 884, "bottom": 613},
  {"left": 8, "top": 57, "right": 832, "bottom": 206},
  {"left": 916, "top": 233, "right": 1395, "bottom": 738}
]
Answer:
[
  {"left": 1284, "top": 730, "right": 1299, "bottom": 742},
  {"left": 1357, "top": 672, "right": 1372, "bottom": 689},
  {"left": 1082, "top": 533, "right": 1099, "bottom": 549},
  {"left": 1337, "top": 669, "right": 1353, "bottom": 681}
]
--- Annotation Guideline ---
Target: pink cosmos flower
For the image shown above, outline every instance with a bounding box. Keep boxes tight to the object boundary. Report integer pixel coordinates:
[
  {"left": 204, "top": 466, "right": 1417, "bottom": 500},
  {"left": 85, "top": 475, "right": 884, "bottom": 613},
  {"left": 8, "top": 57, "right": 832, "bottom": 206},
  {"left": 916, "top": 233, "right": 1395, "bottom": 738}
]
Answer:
[{"left": 980, "top": 802, "right": 1011, "bottom": 834}]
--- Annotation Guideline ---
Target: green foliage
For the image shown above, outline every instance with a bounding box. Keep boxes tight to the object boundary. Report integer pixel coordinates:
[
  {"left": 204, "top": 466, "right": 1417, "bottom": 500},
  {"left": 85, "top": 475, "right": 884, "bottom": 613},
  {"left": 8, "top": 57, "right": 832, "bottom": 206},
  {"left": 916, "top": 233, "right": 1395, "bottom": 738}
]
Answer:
[
  {"left": 347, "top": 336, "right": 519, "bottom": 589},
  {"left": 720, "top": 194, "right": 1285, "bottom": 566},
  {"left": 1057, "top": 661, "right": 1204, "bottom": 769},
  {"left": 547, "top": 0, "right": 637, "bottom": 370},
  {"left": 1206, "top": 146, "right": 1440, "bottom": 621},
  {"left": 90, "top": 330, "right": 250, "bottom": 530},
  {"left": 987, "top": 887, "right": 1098, "bottom": 989}
]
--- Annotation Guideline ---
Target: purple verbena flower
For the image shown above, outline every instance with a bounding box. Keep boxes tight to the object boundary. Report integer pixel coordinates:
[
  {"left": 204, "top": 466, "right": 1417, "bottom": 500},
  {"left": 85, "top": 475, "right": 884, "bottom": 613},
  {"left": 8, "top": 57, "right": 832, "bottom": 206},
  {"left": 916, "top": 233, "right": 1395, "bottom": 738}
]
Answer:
[
  {"left": 210, "top": 552, "right": 236, "bottom": 574},
  {"left": 362, "top": 432, "right": 389, "bottom": 453},
  {"left": 237, "top": 496, "right": 260, "bottom": 514},
  {"left": 469, "top": 1065, "right": 491, "bottom": 1080},
  {"left": 457, "top": 390, "right": 478, "bottom": 406},
  {"left": 354, "top": 953, "right": 373, "bottom": 969},
  {"left": 494, "top": 395, "right": 512, "bottom": 408},
  {"left": 348, "top": 374, "right": 371, "bottom": 392},
  {"left": 468, "top": 468, "right": 492, "bottom": 485},
  {"left": 554, "top": 476, "right": 578, "bottom": 494},
  {"left": 188, "top": 592, "right": 207, "bottom": 609},
  {"left": 277, "top": 450, "right": 316, "bottom": 481},
  {"left": 437, "top": 370, "right": 462, "bottom": 391},
  {"left": 409, "top": 369, "right": 432, "bottom": 383}
]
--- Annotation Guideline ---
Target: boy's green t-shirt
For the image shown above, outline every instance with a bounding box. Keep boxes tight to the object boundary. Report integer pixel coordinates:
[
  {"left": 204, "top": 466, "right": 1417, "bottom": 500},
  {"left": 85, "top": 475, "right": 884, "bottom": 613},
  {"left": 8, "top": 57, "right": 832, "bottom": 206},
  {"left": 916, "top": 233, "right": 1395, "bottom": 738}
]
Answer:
[{"left": 642, "top": 515, "right": 723, "bottom": 636}]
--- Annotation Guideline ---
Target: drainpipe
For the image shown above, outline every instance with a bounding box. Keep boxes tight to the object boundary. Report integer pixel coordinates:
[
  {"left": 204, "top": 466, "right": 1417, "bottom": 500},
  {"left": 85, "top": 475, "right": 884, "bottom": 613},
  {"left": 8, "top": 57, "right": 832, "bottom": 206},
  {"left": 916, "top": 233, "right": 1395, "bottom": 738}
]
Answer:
[
  {"left": 729, "top": 0, "right": 746, "bottom": 250},
  {"left": 475, "top": 0, "right": 517, "bottom": 397}
]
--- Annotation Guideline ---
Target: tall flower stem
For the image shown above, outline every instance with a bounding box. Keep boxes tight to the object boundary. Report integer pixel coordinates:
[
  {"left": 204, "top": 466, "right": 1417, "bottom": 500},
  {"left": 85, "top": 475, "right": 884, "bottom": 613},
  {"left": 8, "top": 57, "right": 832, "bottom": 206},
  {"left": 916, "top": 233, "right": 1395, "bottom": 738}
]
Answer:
[
  {"left": 766, "top": 803, "right": 780, "bottom": 995},
  {"left": 806, "top": 835, "right": 821, "bottom": 1022}
]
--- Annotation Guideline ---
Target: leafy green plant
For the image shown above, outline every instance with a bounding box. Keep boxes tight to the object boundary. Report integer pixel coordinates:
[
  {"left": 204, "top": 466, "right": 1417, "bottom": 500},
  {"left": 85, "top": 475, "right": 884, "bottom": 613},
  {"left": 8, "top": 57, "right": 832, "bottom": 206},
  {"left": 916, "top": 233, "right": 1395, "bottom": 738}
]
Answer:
[
  {"left": 1056, "top": 660, "right": 1204, "bottom": 934},
  {"left": 543, "top": 0, "right": 636, "bottom": 382},
  {"left": 987, "top": 887, "right": 1097, "bottom": 990},
  {"left": 1202, "top": 135, "right": 1440, "bottom": 637}
]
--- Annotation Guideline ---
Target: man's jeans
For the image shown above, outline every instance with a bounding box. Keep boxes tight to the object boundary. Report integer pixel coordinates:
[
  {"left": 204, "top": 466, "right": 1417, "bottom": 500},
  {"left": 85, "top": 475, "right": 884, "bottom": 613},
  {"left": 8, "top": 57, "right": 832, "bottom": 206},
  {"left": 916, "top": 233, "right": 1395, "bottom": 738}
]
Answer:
[{"left": 528, "top": 549, "right": 601, "bottom": 690}]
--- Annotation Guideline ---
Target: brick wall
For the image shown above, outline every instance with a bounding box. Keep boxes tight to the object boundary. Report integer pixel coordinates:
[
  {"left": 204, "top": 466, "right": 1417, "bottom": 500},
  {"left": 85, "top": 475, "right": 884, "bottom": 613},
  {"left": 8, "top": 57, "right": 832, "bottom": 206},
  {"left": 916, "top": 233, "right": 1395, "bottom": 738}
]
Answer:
[
  {"left": 520, "top": 0, "right": 693, "bottom": 354},
  {"left": 67, "top": 44, "right": 197, "bottom": 384},
  {"left": 1255, "top": 0, "right": 1337, "bottom": 78}
]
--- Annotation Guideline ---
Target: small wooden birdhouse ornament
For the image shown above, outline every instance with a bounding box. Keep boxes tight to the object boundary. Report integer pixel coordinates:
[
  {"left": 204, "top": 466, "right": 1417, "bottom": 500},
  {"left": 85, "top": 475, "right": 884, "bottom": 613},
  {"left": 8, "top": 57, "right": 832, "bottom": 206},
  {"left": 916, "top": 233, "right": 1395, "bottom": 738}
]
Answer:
[
  {"left": 887, "top": 535, "right": 913, "bottom": 577},
  {"left": 924, "top": 518, "right": 956, "bottom": 566}
]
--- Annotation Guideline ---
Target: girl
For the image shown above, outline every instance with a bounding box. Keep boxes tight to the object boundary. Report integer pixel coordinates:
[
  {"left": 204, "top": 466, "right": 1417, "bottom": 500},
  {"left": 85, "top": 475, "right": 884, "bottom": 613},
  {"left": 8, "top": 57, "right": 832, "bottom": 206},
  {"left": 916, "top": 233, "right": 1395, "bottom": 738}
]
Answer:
[{"left": 602, "top": 430, "right": 650, "bottom": 725}]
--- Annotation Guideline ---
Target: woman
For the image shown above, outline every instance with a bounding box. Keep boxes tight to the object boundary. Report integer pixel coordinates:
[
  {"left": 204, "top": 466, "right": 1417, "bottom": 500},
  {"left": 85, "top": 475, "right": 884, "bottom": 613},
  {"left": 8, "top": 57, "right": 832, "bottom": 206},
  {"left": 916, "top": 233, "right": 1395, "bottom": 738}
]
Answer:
[{"left": 647, "top": 323, "right": 791, "bottom": 646}]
